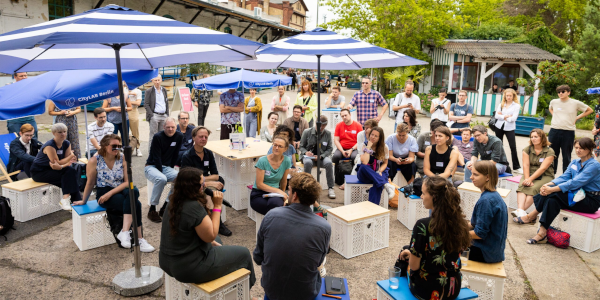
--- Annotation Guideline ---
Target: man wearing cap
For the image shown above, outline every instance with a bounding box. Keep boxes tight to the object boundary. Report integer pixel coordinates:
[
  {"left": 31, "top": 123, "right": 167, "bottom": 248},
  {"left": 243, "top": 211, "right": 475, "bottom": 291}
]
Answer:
[{"left": 299, "top": 115, "right": 335, "bottom": 199}]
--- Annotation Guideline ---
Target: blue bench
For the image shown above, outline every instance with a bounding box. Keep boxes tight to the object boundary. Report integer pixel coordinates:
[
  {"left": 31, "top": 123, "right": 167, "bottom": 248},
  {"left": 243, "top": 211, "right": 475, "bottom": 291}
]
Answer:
[{"left": 377, "top": 277, "right": 478, "bottom": 300}]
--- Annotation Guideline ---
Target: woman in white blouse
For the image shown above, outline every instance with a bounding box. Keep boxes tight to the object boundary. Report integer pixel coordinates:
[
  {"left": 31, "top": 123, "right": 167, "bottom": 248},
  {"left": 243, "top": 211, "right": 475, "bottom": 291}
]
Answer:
[{"left": 493, "top": 88, "right": 522, "bottom": 173}]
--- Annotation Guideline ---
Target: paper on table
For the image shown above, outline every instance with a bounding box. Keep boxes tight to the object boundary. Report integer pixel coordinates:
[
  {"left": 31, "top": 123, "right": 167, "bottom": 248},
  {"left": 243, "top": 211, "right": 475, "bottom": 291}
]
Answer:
[{"left": 263, "top": 193, "right": 285, "bottom": 198}]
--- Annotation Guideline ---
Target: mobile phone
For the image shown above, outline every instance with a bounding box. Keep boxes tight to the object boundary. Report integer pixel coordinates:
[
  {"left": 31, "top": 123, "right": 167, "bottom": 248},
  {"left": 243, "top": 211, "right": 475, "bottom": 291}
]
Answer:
[{"left": 331, "top": 278, "right": 342, "bottom": 291}]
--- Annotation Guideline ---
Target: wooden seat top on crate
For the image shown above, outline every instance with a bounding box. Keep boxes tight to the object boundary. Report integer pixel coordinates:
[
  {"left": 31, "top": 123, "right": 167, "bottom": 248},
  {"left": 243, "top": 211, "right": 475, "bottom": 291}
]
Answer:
[
  {"left": 192, "top": 268, "right": 251, "bottom": 293},
  {"left": 2, "top": 178, "right": 49, "bottom": 192},
  {"left": 204, "top": 139, "right": 273, "bottom": 160},
  {"left": 327, "top": 201, "right": 389, "bottom": 223},
  {"left": 72, "top": 200, "right": 105, "bottom": 216},
  {"left": 462, "top": 260, "right": 506, "bottom": 278},
  {"left": 458, "top": 182, "right": 511, "bottom": 198}
]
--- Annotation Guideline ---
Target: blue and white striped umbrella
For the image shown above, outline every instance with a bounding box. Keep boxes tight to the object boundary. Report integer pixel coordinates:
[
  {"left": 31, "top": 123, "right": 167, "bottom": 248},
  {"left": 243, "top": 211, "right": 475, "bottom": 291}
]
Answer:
[
  {"left": 216, "top": 28, "right": 427, "bottom": 70},
  {"left": 0, "top": 5, "right": 261, "bottom": 73}
]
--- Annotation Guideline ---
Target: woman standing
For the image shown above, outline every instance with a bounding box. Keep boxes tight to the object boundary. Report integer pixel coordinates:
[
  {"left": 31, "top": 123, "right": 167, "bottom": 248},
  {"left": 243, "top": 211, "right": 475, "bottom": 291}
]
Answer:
[
  {"left": 398, "top": 176, "right": 471, "bottom": 300},
  {"left": 423, "top": 126, "right": 459, "bottom": 180},
  {"left": 295, "top": 80, "right": 317, "bottom": 127},
  {"left": 244, "top": 88, "right": 262, "bottom": 138},
  {"left": 356, "top": 127, "right": 390, "bottom": 205},
  {"left": 128, "top": 84, "right": 143, "bottom": 157},
  {"left": 48, "top": 103, "right": 81, "bottom": 158},
  {"left": 403, "top": 109, "right": 421, "bottom": 139},
  {"left": 102, "top": 86, "right": 132, "bottom": 142},
  {"left": 430, "top": 88, "right": 450, "bottom": 125},
  {"left": 260, "top": 112, "right": 279, "bottom": 143},
  {"left": 512, "top": 129, "right": 555, "bottom": 221},
  {"left": 493, "top": 88, "right": 522, "bottom": 173}
]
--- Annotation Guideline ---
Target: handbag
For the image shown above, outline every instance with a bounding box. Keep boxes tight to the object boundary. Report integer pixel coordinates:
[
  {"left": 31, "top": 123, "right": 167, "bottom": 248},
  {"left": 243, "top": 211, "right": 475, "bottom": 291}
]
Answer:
[
  {"left": 488, "top": 111, "right": 497, "bottom": 129},
  {"left": 547, "top": 226, "right": 570, "bottom": 249}
]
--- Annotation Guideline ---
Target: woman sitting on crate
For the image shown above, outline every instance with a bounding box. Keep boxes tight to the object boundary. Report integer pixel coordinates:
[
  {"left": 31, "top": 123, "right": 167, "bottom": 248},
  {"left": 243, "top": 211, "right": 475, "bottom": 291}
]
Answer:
[
  {"left": 423, "top": 126, "right": 459, "bottom": 181},
  {"left": 266, "top": 125, "right": 297, "bottom": 168},
  {"left": 73, "top": 134, "right": 155, "bottom": 253},
  {"left": 30, "top": 123, "right": 81, "bottom": 211},
  {"left": 250, "top": 135, "right": 292, "bottom": 215},
  {"left": 159, "top": 167, "right": 256, "bottom": 286},
  {"left": 468, "top": 160, "right": 508, "bottom": 262},
  {"left": 355, "top": 126, "right": 391, "bottom": 205},
  {"left": 511, "top": 129, "right": 555, "bottom": 221},
  {"left": 397, "top": 176, "right": 471, "bottom": 300},
  {"left": 520, "top": 137, "right": 600, "bottom": 244}
]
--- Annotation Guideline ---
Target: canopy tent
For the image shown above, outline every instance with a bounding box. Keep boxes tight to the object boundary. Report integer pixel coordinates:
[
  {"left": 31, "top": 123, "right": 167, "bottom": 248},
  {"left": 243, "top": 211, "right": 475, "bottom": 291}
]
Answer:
[{"left": 192, "top": 69, "right": 292, "bottom": 90}]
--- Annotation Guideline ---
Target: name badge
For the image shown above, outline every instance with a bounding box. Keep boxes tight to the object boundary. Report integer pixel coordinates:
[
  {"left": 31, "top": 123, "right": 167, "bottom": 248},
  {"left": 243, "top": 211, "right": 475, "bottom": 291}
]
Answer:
[
  {"left": 539, "top": 158, "right": 544, "bottom": 163},
  {"left": 460, "top": 111, "right": 465, "bottom": 115},
  {"left": 296, "top": 128, "right": 300, "bottom": 131},
  {"left": 557, "top": 108, "right": 563, "bottom": 111},
  {"left": 323, "top": 142, "right": 328, "bottom": 146},
  {"left": 188, "top": 139, "right": 192, "bottom": 143},
  {"left": 234, "top": 97, "right": 240, "bottom": 101},
  {"left": 265, "top": 170, "right": 271, "bottom": 176},
  {"left": 369, "top": 100, "right": 374, "bottom": 103},
  {"left": 171, "top": 142, "right": 177, "bottom": 146},
  {"left": 424, "top": 141, "right": 431, "bottom": 146},
  {"left": 571, "top": 164, "right": 578, "bottom": 171},
  {"left": 486, "top": 150, "right": 492, "bottom": 154},
  {"left": 57, "top": 150, "right": 63, "bottom": 155},
  {"left": 436, "top": 162, "right": 444, "bottom": 167},
  {"left": 204, "top": 161, "right": 210, "bottom": 166},
  {"left": 465, "top": 144, "right": 470, "bottom": 148},
  {"left": 351, "top": 130, "right": 356, "bottom": 134}
]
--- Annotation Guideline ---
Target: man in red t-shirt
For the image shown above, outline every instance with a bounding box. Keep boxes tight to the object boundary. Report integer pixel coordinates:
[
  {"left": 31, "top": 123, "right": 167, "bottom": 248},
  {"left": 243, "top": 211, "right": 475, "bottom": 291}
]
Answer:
[{"left": 333, "top": 109, "right": 362, "bottom": 188}]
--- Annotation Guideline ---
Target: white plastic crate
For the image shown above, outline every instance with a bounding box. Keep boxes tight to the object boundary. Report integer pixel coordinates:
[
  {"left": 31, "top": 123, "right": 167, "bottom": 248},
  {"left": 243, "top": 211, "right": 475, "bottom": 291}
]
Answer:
[
  {"left": 344, "top": 175, "right": 388, "bottom": 208},
  {"left": 247, "top": 186, "right": 255, "bottom": 221},
  {"left": 224, "top": 182, "right": 251, "bottom": 211},
  {"left": 255, "top": 210, "right": 264, "bottom": 237},
  {"left": 392, "top": 173, "right": 408, "bottom": 190},
  {"left": 309, "top": 167, "right": 329, "bottom": 190},
  {"left": 323, "top": 108, "right": 357, "bottom": 133},
  {"left": 462, "top": 261, "right": 506, "bottom": 300},
  {"left": 165, "top": 269, "right": 251, "bottom": 300},
  {"left": 2, "top": 179, "right": 61, "bottom": 222},
  {"left": 500, "top": 176, "right": 535, "bottom": 214},
  {"left": 222, "top": 157, "right": 257, "bottom": 183},
  {"left": 72, "top": 200, "right": 115, "bottom": 251},
  {"left": 146, "top": 180, "right": 173, "bottom": 206},
  {"left": 457, "top": 182, "right": 510, "bottom": 220},
  {"left": 544, "top": 209, "right": 600, "bottom": 253},
  {"left": 327, "top": 201, "right": 390, "bottom": 259},
  {"left": 397, "top": 194, "right": 429, "bottom": 230}
]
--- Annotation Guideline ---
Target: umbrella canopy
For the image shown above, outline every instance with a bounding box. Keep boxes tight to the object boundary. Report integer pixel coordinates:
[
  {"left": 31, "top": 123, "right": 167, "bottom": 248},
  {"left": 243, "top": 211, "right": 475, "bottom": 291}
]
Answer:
[
  {"left": 587, "top": 87, "right": 600, "bottom": 94},
  {"left": 215, "top": 28, "right": 427, "bottom": 70},
  {"left": 192, "top": 69, "right": 292, "bottom": 90},
  {"left": 0, "top": 69, "right": 157, "bottom": 121},
  {"left": 0, "top": 5, "right": 262, "bottom": 73}
]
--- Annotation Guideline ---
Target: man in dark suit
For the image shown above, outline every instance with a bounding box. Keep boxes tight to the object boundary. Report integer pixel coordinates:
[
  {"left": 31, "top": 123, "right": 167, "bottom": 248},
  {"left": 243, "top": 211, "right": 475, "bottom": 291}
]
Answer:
[
  {"left": 145, "top": 75, "right": 170, "bottom": 149},
  {"left": 7, "top": 123, "right": 42, "bottom": 179}
]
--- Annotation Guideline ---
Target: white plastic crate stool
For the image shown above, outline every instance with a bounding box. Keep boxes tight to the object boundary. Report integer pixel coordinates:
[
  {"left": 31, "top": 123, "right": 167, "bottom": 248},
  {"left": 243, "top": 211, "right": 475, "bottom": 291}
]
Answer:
[
  {"left": 165, "top": 268, "right": 251, "bottom": 300},
  {"left": 458, "top": 182, "right": 510, "bottom": 220},
  {"left": 2, "top": 178, "right": 61, "bottom": 222},
  {"left": 146, "top": 180, "right": 173, "bottom": 206},
  {"left": 397, "top": 194, "right": 429, "bottom": 230},
  {"left": 72, "top": 200, "right": 115, "bottom": 251},
  {"left": 542, "top": 209, "right": 600, "bottom": 253},
  {"left": 344, "top": 175, "right": 388, "bottom": 208},
  {"left": 500, "top": 176, "right": 535, "bottom": 214},
  {"left": 247, "top": 185, "right": 255, "bottom": 221},
  {"left": 461, "top": 260, "right": 506, "bottom": 300},
  {"left": 327, "top": 201, "right": 390, "bottom": 259},
  {"left": 255, "top": 211, "right": 264, "bottom": 237},
  {"left": 224, "top": 182, "right": 251, "bottom": 211}
]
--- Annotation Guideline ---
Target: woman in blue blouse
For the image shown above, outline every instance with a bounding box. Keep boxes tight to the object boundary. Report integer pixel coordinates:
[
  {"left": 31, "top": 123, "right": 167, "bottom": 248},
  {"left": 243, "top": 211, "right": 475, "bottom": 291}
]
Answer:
[
  {"left": 521, "top": 138, "right": 600, "bottom": 244},
  {"left": 468, "top": 160, "right": 508, "bottom": 263}
]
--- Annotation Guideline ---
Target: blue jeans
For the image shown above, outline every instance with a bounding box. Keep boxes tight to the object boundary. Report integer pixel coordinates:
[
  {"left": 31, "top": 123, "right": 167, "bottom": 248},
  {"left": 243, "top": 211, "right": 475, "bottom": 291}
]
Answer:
[
  {"left": 245, "top": 113, "right": 257, "bottom": 138},
  {"left": 113, "top": 120, "right": 130, "bottom": 142},
  {"left": 7, "top": 119, "right": 37, "bottom": 139},
  {"left": 144, "top": 165, "right": 177, "bottom": 206},
  {"left": 464, "top": 162, "right": 507, "bottom": 183},
  {"left": 356, "top": 164, "right": 389, "bottom": 205}
]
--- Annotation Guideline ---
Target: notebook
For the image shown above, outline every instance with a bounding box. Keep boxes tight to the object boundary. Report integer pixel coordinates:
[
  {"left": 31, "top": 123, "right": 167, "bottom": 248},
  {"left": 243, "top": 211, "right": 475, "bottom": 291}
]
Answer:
[{"left": 324, "top": 276, "right": 346, "bottom": 295}]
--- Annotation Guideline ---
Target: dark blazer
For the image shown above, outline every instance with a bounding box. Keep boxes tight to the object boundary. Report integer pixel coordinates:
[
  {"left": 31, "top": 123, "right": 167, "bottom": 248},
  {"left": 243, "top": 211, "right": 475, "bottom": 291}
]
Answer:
[
  {"left": 7, "top": 137, "right": 42, "bottom": 173},
  {"left": 144, "top": 86, "right": 169, "bottom": 122}
]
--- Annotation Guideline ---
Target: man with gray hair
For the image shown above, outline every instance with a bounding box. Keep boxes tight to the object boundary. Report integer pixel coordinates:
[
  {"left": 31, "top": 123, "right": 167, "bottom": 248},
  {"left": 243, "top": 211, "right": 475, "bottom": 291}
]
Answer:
[
  {"left": 464, "top": 125, "right": 510, "bottom": 182},
  {"left": 145, "top": 75, "right": 169, "bottom": 148},
  {"left": 392, "top": 80, "right": 421, "bottom": 128},
  {"left": 300, "top": 115, "right": 336, "bottom": 198},
  {"left": 145, "top": 117, "right": 183, "bottom": 223}
]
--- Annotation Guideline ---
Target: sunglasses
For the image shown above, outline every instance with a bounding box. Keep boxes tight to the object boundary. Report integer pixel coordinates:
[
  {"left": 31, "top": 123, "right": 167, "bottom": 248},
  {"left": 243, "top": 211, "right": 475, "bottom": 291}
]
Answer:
[
  {"left": 558, "top": 90, "right": 569, "bottom": 94},
  {"left": 361, "top": 82, "right": 369, "bottom": 85},
  {"left": 111, "top": 144, "right": 122, "bottom": 150}
]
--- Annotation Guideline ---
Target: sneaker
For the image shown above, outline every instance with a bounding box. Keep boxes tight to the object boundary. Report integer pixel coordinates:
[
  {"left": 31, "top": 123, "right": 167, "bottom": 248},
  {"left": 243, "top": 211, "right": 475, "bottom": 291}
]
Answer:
[
  {"left": 138, "top": 238, "right": 155, "bottom": 253},
  {"left": 385, "top": 183, "right": 396, "bottom": 200},
  {"left": 59, "top": 197, "right": 72, "bottom": 211},
  {"left": 117, "top": 230, "right": 131, "bottom": 249},
  {"left": 219, "top": 221, "right": 232, "bottom": 236},
  {"left": 514, "top": 168, "right": 523, "bottom": 174},
  {"left": 136, "top": 149, "right": 143, "bottom": 157},
  {"left": 328, "top": 188, "right": 336, "bottom": 199},
  {"left": 147, "top": 210, "right": 162, "bottom": 223}
]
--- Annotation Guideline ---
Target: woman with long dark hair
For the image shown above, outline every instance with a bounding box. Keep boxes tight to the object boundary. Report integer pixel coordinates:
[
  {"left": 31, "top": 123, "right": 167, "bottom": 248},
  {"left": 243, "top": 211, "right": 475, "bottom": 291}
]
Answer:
[
  {"left": 423, "top": 126, "right": 459, "bottom": 180},
  {"left": 403, "top": 108, "right": 421, "bottom": 139},
  {"left": 399, "top": 176, "right": 471, "bottom": 299},
  {"left": 159, "top": 167, "right": 256, "bottom": 285},
  {"left": 356, "top": 126, "right": 390, "bottom": 205}
]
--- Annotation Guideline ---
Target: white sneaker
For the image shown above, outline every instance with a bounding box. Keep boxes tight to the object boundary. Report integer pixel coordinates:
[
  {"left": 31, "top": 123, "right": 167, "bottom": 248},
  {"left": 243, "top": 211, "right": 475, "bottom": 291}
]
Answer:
[
  {"left": 117, "top": 230, "right": 131, "bottom": 248},
  {"left": 136, "top": 149, "right": 143, "bottom": 157},
  {"left": 385, "top": 183, "right": 396, "bottom": 200},
  {"left": 328, "top": 188, "right": 336, "bottom": 199},
  {"left": 59, "top": 197, "right": 72, "bottom": 211},
  {"left": 139, "top": 238, "right": 155, "bottom": 253},
  {"left": 514, "top": 168, "right": 523, "bottom": 174}
]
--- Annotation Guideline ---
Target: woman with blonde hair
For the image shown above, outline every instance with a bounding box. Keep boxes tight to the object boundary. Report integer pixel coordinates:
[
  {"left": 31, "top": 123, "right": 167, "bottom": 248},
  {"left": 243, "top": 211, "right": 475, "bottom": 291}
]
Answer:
[
  {"left": 493, "top": 88, "right": 522, "bottom": 173},
  {"left": 295, "top": 79, "right": 317, "bottom": 127}
]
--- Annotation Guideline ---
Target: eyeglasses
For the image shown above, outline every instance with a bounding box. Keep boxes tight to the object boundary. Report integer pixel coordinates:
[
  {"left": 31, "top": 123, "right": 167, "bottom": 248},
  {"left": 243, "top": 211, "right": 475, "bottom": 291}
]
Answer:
[
  {"left": 558, "top": 90, "right": 568, "bottom": 94},
  {"left": 272, "top": 144, "right": 285, "bottom": 149},
  {"left": 361, "top": 82, "right": 369, "bottom": 85}
]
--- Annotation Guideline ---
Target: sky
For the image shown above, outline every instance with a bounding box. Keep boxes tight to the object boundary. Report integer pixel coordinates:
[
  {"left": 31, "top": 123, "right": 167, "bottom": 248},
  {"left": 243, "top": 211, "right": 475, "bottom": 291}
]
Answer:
[{"left": 302, "top": 0, "right": 333, "bottom": 30}]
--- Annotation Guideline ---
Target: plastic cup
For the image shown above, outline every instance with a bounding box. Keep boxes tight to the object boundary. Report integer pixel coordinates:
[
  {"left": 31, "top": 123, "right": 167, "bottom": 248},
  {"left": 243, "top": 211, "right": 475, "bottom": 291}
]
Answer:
[
  {"left": 388, "top": 267, "right": 401, "bottom": 290},
  {"left": 461, "top": 249, "right": 470, "bottom": 267},
  {"left": 141, "top": 266, "right": 151, "bottom": 284}
]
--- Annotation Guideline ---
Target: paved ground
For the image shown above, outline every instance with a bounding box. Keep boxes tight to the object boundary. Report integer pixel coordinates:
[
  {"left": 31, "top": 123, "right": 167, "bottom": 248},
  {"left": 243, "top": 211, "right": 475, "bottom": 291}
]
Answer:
[{"left": 0, "top": 82, "right": 598, "bottom": 299}]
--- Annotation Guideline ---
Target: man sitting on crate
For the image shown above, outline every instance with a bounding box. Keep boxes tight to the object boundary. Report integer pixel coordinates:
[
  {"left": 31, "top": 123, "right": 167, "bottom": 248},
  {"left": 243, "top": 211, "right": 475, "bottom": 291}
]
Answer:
[
  {"left": 300, "top": 115, "right": 335, "bottom": 199},
  {"left": 7, "top": 123, "right": 42, "bottom": 180},
  {"left": 464, "top": 125, "right": 510, "bottom": 183},
  {"left": 181, "top": 126, "right": 232, "bottom": 236}
]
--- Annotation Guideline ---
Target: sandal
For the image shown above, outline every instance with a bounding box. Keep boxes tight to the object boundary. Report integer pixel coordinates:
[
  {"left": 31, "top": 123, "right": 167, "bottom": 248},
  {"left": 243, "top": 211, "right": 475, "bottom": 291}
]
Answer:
[
  {"left": 339, "top": 184, "right": 345, "bottom": 190},
  {"left": 526, "top": 234, "right": 547, "bottom": 244},
  {"left": 513, "top": 216, "right": 536, "bottom": 225}
]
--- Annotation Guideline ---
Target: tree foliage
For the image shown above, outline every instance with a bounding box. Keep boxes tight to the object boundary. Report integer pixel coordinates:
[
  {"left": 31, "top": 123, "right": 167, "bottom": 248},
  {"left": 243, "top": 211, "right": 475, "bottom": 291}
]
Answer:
[
  {"left": 455, "top": 0, "right": 506, "bottom": 26},
  {"left": 508, "top": 25, "right": 567, "bottom": 56},
  {"left": 449, "top": 23, "right": 523, "bottom": 40}
]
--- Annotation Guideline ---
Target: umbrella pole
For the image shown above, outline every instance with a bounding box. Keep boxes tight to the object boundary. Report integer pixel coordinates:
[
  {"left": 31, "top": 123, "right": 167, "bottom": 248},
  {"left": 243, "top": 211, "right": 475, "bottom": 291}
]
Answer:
[
  {"left": 84, "top": 105, "right": 90, "bottom": 159},
  {"left": 316, "top": 55, "right": 321, "bottom": 183}
]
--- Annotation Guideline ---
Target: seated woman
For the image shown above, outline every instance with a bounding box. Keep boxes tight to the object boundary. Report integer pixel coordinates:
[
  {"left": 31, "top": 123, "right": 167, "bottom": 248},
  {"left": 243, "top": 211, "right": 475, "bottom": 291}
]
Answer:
[
  {"left": 159, "top": 167, "right": 256, "bottom": 286},
  {"left": 403, "top": 109, "right": 421, "bottom": 139},
  {"left": 351, "top": 119, "right": 378, "bottom": 175},
  {"left": 30, "top": 123, "right": 81, "bottom": 211},
  {"left": 251, "top": 135, "right": 292, "bottom": 215},
  {"left": 267, "top": 125, "right": 297, "bottom": 168},
  {"left": 521, "top": 138, "right": 600, "bottom": 244},
  {"left": 423, "top": 126, "right": 459, "bottom": 180},
  {"left": 398, "top": 176, "right": 471, "bottom": 300},
  {"left": 468, "top": 160, "right": 508, "bottom": 262},
  {"left": 73, "top": 134, "right": 154, "bottom": 252},
  {"left": 385, "top": 123, "right": 418, "bottom": 185},
  {"left": 260, "top": 112, "right": 279, "bottom": 143},
  {"left": 512, "top": 129, "right": 555, "bottom": 221},
  {"left": 356, "top": 127, "right": 390, "bottom": 205}
]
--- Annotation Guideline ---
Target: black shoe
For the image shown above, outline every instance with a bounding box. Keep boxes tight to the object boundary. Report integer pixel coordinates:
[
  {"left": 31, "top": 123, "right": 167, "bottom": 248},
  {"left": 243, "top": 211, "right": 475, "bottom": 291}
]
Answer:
[
  {"left": 159, "top": 204, "right": 167, "bottom": 217},
  {"left": 219, "top": 221, "right": 232, "bottom": 236},
  {"left": 148, "top": 210, "right": 162, "bottom": 223}
]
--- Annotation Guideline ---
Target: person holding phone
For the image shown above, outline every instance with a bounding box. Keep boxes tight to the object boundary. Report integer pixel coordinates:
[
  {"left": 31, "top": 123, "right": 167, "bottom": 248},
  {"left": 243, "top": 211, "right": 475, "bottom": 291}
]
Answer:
[
  {"left": 430, "top": 87, "right": 450, "bottom": 125},
  {"left": 386, "top": 123, "right": 418, "bottom": 185},
  {"left": 392, "top": 80, "right": 421, "bottom": 130}
]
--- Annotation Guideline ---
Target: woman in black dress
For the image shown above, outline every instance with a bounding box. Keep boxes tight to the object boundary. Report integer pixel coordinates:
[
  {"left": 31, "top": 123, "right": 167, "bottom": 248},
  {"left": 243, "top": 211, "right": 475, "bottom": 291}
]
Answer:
[{"left": 398, "top": 176, "right": 471, "bottom": 300}]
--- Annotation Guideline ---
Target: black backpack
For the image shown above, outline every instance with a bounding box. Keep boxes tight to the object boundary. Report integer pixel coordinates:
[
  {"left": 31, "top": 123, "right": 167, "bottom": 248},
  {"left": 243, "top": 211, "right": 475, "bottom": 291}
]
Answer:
[
  {"left": 335, "top": 160, "right": 354, "bottom": 186},
  {"left": 0, "top": 196, "right": 15, "bottom": 240}
]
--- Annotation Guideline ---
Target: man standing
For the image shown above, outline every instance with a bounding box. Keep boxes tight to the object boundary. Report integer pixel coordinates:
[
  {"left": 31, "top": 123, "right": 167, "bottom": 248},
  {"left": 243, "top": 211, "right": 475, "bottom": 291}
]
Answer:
[
  {"left": 176, "top": 111, "right": 195, "bottom": 165},
  {"left": 283, "top": 105, "right": 309, "bottom": 150},
  {"left": 464, "top": 125, "right": 510, "bottom": 182},
  {"left": 271, "top": 86, "right": 290, "bottom": 125},
  {"left": 325, "top": 86, "right": 346, "bottom": 108},
  {"left": 548, "top": 85, "right": 593, "bottom": 174},
  {"left": 7, "top": 124, "right": 42, "bottom": 179},
  {"left": 219, "top": 88, "right": 245, "bottom": 140},
  {"left": 7, "top": 72, "right": 38, "bottom": 139},
  {"left": 300, "top": 115, "right": 335, "bottom": 199},
  {"left": 193, "top": 74, "right": 211, "bottom": 126},
  {"left": 347, "top": 77, "right": 388, "bottom": 125},
  {"left": 87, "top": 107, "right": 115, "bottom": 158},
  {"left": 392, "top": 80, "right": 421, "bottom": 128},
  {"left": 145, "top": 117, "right": 183, "bottom": 223},
  {"left": 145, "top": 75, "right": 169, "bottom": 148},
  {"left": 448, "top": 90, "right": 474, "bottom": 133}
]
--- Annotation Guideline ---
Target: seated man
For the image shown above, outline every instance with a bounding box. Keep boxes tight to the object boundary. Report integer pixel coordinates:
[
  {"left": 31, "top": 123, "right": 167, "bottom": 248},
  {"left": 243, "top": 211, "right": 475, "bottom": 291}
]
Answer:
[
  {"left": 176, "top": 111, "right": 194, "bottom": 165},
  {"left": 7, "top": 123, "right": 42, "bottom": 179},
  {"left": 333, "top": 109, "right": 362, "bottom": 189},
  {"left": 283, "top": 105, "right": 309, "bottom": 150},
  {"left": 452, "top": 128, "right": 474, "bottom": 166},
  {"left": 254, "top": 172, "right": 331, "bottom": 300},
  {"left": 145, "top": 117, "right": 183, "bottom": 223},
  {"left": 87, "top": 107, "right": 114, "bottom": 158},
  {"left": 181, "top": 126, "right": 232, "bottom": 236},
  {"left": 464, "top": 125, "right": 510, "bottom": 182},
  {"left": 300, "top": 115, "right": 335, "bottom": 199}
]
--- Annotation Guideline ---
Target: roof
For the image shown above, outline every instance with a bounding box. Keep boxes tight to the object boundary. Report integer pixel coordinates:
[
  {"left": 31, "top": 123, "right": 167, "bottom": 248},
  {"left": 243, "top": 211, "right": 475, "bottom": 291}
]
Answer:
[
  {"left": 269, "top": 0, "right": 309, "bottom": 11},
  {"left": 441, "top": 40, "right": 563, "bottom": 62}
]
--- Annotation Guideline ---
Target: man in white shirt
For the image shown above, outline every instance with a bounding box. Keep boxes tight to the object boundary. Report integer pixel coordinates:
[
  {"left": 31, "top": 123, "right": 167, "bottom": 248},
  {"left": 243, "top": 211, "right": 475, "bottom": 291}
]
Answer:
[
  {"left": 392, "top": 80, "right": 421, "bottom": 129},
  {"left": 87, "top": 107, "right": 115, "bottom": 158},
  {"left": 145, "top": 75, "right": 169, "bottom": 149}
]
